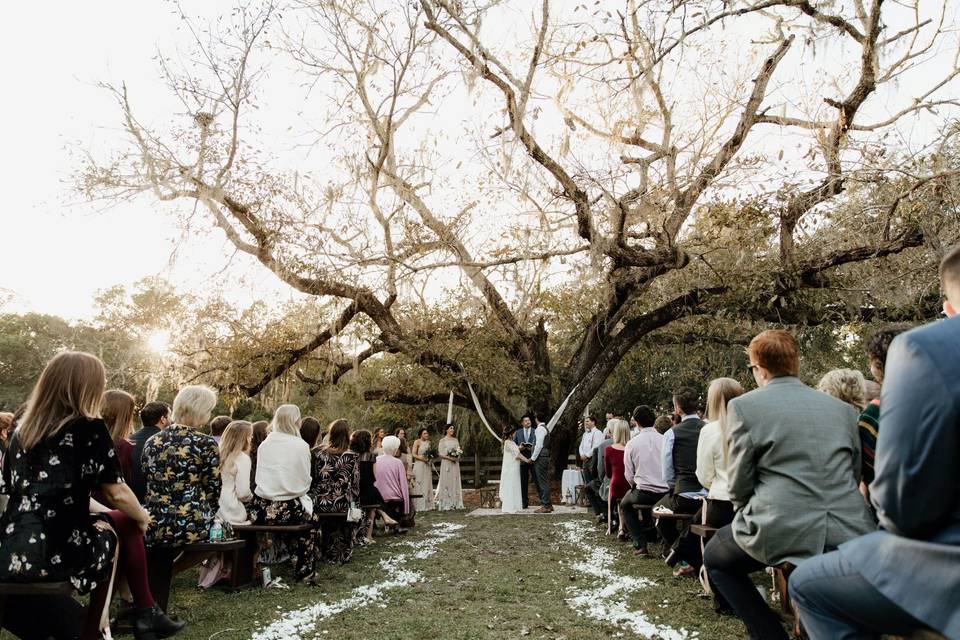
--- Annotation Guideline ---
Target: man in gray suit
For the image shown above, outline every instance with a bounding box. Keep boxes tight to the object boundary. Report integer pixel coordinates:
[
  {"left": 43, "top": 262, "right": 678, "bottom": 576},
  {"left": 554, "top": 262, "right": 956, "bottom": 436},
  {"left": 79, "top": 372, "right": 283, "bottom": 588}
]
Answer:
[
  {"left": 703, "top": 329, "right": 874, "bottom": 639},
  {"left": 790, "top": 246, "right": 960, "bottom": 640}
]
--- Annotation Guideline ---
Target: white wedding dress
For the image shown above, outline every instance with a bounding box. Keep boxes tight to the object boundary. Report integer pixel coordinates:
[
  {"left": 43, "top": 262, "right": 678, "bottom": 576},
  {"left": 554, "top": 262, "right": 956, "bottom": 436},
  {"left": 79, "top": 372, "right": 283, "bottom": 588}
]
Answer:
[{"left": 499, "top": 440, "right": 524, "bottom": 513}]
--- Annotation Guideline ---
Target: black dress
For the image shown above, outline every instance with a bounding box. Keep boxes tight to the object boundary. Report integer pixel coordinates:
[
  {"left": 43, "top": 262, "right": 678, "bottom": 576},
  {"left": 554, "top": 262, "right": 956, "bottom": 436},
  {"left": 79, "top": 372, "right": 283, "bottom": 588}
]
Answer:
[
  {"left": 356, "top": 453, "right": 383, "bottom": 507},
  {"left": 0, "top": 417, "right": 123, "bottom": 593}
]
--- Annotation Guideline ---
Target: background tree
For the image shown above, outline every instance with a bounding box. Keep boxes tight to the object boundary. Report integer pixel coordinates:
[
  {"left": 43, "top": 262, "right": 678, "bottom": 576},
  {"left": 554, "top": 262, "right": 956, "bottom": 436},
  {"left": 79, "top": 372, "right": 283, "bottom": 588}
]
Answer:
[{"left": 81, "top": 0, "right": 960, "bottom": 472}]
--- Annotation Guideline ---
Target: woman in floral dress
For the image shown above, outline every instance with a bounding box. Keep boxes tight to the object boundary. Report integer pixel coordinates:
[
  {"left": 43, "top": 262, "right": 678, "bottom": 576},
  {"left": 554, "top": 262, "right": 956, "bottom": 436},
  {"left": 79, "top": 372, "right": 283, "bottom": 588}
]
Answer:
[
  {"left": 436, "top": 424, "right": 464, "bottom": 510},
  {"left": 0, "top": 351, "right": 183, "bottom": 640},
  {"left": 307, "top": 420, "right": 360, "bottom": 566}
]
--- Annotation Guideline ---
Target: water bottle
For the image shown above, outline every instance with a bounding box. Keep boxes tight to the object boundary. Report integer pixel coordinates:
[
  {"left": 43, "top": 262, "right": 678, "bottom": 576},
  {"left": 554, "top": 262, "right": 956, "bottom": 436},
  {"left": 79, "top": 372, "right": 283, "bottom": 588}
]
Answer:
[{"left": 209, "top": 520, "right": 223, "bottom": 542}]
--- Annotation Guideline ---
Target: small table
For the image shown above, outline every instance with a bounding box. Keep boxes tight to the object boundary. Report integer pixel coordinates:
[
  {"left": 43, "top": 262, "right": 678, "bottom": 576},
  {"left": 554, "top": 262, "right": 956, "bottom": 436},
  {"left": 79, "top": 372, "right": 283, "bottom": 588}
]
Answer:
[{"left": 561, "top": 469, "right": 584, "bottom": 505}]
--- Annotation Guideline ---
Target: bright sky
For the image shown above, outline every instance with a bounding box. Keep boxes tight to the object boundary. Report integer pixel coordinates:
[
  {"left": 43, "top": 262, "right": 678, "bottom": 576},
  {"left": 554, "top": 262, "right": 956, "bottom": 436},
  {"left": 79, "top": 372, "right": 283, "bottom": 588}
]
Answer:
[
  {"left": 1, "top": 1, "right": 297, "bottom": 321},
  {"left": 1, "top": 2, "right": 956, "bottom": 322}
]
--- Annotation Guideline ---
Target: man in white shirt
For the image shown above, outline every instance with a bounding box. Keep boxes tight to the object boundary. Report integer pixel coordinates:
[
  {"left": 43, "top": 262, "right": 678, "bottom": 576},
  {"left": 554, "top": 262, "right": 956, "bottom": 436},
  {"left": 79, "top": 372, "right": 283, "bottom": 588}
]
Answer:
[
  {"left": 620, "top": 405, "right": 670, "bottom": 556},
  {"left": 578, "top": 416, "right": 604, "bottom": 483},
  {"left": 530, "top": 414, "right": 553, "bottom": 513}
]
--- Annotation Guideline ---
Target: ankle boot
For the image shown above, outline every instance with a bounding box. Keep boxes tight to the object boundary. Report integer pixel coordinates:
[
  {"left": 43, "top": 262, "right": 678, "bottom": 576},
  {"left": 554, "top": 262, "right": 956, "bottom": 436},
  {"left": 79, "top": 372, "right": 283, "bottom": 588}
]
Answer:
[{"left": 133, "top": 605, "right": 186, "bottom": 640}]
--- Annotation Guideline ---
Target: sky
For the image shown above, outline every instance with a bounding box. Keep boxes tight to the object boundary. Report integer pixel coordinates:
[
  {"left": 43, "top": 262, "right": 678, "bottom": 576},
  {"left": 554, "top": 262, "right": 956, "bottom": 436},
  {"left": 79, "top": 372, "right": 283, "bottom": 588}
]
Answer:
[{"left": 2, "top": 1, "right": 957, "bottom": 322}]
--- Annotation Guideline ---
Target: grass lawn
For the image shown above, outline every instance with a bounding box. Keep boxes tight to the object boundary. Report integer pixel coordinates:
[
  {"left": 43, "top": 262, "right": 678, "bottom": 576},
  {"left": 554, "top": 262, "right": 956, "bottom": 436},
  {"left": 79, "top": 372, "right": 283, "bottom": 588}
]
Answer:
[{"left": 4, "top": 510, "right": 787, "bottom": 639}]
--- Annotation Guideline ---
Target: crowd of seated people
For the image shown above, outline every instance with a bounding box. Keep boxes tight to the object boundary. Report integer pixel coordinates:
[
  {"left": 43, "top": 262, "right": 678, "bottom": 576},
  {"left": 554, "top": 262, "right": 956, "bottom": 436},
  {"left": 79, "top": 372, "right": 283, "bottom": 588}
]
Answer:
[
  {"left": 575, "top": 245, "right": 960, "bottom": 639},
  {"left": 0, "top": 348, "right": 452, "bottom": 639}
]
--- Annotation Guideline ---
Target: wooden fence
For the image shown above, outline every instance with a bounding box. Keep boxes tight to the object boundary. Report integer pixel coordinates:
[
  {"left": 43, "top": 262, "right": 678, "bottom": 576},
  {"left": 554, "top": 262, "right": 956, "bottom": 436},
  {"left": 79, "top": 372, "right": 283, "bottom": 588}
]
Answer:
[{"left": 452, "top": 452, "right": 579, "bottom": 488}]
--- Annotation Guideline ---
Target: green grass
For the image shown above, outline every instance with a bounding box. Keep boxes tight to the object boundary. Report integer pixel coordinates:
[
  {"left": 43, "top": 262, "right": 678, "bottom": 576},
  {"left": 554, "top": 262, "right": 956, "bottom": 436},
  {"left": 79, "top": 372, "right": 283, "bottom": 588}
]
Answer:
[{"left": 5, "top": 512, "right": 786, "bottom": 639}]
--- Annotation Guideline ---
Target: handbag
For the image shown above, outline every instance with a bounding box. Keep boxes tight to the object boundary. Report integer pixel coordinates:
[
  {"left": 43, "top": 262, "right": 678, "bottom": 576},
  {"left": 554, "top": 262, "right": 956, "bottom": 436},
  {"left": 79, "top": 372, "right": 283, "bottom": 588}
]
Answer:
[{"left": 346, "top": 501, "right": 362, "bottom": 523}]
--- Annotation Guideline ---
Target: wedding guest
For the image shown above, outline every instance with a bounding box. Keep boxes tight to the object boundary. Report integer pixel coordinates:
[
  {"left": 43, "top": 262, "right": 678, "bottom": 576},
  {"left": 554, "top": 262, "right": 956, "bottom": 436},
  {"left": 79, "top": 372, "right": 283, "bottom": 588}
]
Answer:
[
  {"left": 217, "top": 420, "right": 253, "bottom": 525},
  {"left": 653, "top": 415, "right": 673, "bottom": 434},
  {"left": 863, "top": 379, "right": 881, "bottom": 402},
  {"left": 603, "top": 418, "right": 631, "bottom": 535},
  {"left": 818, "top": 368, "right": 867, "bottom": 412},
  {"left": 411, "top": 428, "right": 435, "bottom": 511},
  {"left": 372, "top": 428, "right": 386, "bottom": 456},
  {"left": 436, "top": 424, "right": 464, "bottom": 510},
  {"left": 655, "top": 386, "right": 707, "bottom": 571},
  {"left": 308, "top": 419, "right": 360, "bottom": 565},
  {"left": 143, "top": 385, "right": 222, "bottom": 580},
  {"left": 578, "top": 415, "right": 604, "bottom": 483},
  {"left": 350, "top": 429, "right": 384, "bottom": 545},
  {"left": 0, "top": 411, "right": 13, "bottom": 462},
  {"left": 620, "top": 406, "right": 670, "bottom": 556},
  {"left": 789, "top": 246, "right": 960, "bottom": 640},
  {"left": 250, "top": 404, "right": 314, "bottom": 579},
  {"left": 703, "top": 330, "right": 873, "bottom": 639},
  {"left": 129, "top": 401, "right": 170, "bottom": 502},
  {"left": 395, "top": 428, "right": 413, "bottom": 482},
  {"left": 102, "top": 389, "right": 137, "bottom": 483},
  {"left": 856, "top": 325, "right": 909, "bottom": 489},
  {"left": 209, "top": 415, "right": 231, "bottom": 443},
  {"left": 249, "top": 419, "right": 269, "bottom": 493},
  {"left": 584, "top": 425, "right": 614, "bottom": 522},
  {"left": 0, "top": 351, "right": 183, "bottom": 640},
  {"left": 374, "top": 435, "right": 410, "bottom": 530},
  {"left": 300, "top": 416, "right": 322, "bottom": 450}
]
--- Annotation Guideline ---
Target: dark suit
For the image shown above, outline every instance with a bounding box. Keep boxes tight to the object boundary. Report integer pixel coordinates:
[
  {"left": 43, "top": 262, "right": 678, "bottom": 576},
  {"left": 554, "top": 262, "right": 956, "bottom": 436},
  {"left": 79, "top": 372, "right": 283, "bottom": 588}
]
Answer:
[
  {"left": 128, "top": 425, "right": 161, "bottom": 503},
  {"left": 791, "top": 314, "right": 960, "bottom": 639},
  {"left": 515, "top": 427, "right": 536, "bottom": 509}
]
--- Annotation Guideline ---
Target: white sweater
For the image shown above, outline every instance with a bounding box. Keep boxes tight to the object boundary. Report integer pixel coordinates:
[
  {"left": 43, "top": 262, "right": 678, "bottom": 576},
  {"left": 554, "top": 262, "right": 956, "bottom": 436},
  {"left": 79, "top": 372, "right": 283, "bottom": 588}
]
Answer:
[
  {"left": 254, "top": 432, "right": 313, "bottom": 514},
  {"left": 218, "top": 452, "right": 253, "bottom": 524},
  {"left": 695, "top": 420, "right": 730, "bottom": 501}
]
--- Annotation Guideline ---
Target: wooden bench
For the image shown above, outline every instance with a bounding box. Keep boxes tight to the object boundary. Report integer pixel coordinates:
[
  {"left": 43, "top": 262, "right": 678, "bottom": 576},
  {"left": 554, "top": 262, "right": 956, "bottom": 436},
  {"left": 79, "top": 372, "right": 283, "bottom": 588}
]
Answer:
[
  {"left": 147, "top": 539, "right": 245, "bottom": 611},
  {"left": 689, "top": 524, "right": 717, "bottom": 539},
  {"left": 631, "top": 504, "right": 694, "bottom": 521},
  {"left": 0, "top": 582, "right": 75, "bottom": 632}
]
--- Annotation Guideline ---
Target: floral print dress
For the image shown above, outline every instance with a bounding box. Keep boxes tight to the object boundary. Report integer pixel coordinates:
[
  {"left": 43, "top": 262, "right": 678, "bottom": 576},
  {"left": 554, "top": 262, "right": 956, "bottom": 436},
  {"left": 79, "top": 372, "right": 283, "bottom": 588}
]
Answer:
[
  {"left": 308, "top": 448, "right": 359, "bottom": 564},
  {"left": 0, "top": 417, "right": 123, "bottom": 593},
  {"left": 142, "top": 424, "right": 221, "bottom": 547}
]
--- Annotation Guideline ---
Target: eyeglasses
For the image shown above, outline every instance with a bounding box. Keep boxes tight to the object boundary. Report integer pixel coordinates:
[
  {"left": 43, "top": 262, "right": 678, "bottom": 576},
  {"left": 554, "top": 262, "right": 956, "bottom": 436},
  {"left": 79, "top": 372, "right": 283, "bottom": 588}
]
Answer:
[{"left": 747, "top": 364, "right": 759, "bottom": 372}]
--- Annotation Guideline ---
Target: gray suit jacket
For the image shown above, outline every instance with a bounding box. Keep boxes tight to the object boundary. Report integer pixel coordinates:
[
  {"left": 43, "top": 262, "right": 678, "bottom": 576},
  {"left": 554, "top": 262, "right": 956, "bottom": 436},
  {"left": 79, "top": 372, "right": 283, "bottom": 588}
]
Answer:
[
  {"left": 839, "top": 315, "right": 960, "bottom": 638},
  {"left": 727, "top": 377, "right": 875, "bottom": 566}
]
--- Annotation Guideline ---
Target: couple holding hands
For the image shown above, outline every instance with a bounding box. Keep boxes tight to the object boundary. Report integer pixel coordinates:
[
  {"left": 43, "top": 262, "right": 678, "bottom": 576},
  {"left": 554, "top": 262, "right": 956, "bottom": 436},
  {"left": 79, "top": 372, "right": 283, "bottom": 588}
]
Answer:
[{"left": 499, "top": 414, "right": 553, "bottom": 513}]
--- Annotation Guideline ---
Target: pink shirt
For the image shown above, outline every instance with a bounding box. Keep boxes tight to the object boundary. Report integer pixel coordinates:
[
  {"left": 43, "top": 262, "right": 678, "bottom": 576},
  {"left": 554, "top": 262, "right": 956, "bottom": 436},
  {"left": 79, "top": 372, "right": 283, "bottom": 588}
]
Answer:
[
  {"left": 623, "top": 427, "right": 669, "bottom": 493},
  {"left": 374, "top": 454, "right": 410, "bottom": 514}
]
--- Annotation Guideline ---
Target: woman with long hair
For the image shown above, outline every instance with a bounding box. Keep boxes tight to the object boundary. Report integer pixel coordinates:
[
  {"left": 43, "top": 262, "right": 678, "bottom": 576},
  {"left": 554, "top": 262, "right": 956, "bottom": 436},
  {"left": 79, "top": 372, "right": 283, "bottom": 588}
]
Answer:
[
  {"left": 217, "top": 420, "right": 254, "bottom": 525},
  {"left": 349, "top": 429, "right": 387, "bottom": 544},
  {"left": 101, "top": 389, "right": 137, "bottom": 484},
  {"left": 306, "top": 419, "right": 360, "bottom": 571},
  {"left": 603, "top": 419, "right": 631, "bottom": 535},
  {"left": 410, "top": 428, "right": 435, "bottom": 511},
  {"left": 0, "top": 351, "right": 183, "bottom": 640}
]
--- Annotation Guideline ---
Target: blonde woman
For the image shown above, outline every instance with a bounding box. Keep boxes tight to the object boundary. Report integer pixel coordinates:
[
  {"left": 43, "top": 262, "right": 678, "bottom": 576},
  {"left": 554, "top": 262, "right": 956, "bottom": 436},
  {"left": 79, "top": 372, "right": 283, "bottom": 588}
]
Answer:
[
  {"left": 102, "top": 389, "right": 137, "bottom": 484},
  {"left": 217, "top": 421, "right": 254, "bottom": 525},
  {"left": 818, "top": 368, "right": 868, "bottom": 412},
  {"left": 250, "top": 404, "right": 315, "bottom": 579},
  {"left": 0, "top": 351, "right": 183, "bottom": 640},
  {"left": 603, "top": 418, "right": 631, "bottom": 535}
]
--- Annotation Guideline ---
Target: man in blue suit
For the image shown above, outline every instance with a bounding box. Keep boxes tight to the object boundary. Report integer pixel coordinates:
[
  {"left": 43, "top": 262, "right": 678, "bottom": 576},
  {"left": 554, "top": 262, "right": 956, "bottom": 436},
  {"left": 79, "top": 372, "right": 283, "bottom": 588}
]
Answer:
[
  {"left": 515, "top": 414, "right": 537, "bottom": 509},
  {"left": 790, "top": 245, "right": 960, "bottom": 639}
]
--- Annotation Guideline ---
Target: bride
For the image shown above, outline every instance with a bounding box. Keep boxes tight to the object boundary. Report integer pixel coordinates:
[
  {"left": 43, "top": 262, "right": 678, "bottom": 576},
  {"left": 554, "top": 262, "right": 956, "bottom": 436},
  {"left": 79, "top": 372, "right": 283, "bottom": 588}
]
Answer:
[{"left": 499, "top": 425, "right": 531, "bottom": 513}]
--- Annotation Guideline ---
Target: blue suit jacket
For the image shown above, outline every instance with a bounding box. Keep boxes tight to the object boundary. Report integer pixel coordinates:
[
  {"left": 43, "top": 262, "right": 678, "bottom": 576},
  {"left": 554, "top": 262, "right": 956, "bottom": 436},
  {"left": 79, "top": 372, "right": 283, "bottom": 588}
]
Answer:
[
  {"left": 840, "top": 314, "right": 960, "bottom": 638},
  {"left": 515, "top": 426, "right": 536, "bottom": 451}
]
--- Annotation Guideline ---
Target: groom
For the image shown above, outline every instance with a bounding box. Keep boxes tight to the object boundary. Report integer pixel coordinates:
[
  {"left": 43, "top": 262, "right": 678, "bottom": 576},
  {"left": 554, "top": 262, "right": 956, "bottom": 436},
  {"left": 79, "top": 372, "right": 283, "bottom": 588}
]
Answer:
[
  {"left": 529, "top": 413, "right": 553, "bottom": 513},
  {"left": 515, "top": 414, "right": 537, "bottom": 509}
]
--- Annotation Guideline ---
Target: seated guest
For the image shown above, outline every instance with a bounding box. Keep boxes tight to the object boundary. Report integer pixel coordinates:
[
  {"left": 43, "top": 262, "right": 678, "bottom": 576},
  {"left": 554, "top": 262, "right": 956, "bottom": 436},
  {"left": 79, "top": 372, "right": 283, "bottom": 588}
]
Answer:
[
  {"left": 250, "top": 404, "right": 314, "bottom": 579},
  {"left": 209, "top": 415, "right": 231, "bottom": 443},
  {"left": 308, "top": 419, "right": 360, "bottom": 566},
  {"left": 217, "top": 420, "right": 254, "bottom": 525},
  {"left": 249, "top": 419, "right": 269, "bottom": 493},
  {"left": 655, "top": 386, "right": 707, "bottom": 571},
  {"left": 143, "top": 385, "right": 222, "bottom": 580},
  {"left": 0, "top": 351, "right": 183, "bottom": 640},
  {"left": 129, "top": 401, "right": 170, "bottom": 502},
  {"left": 351, "top": 429, "right": 385, "bottom": 545},
  {"left": 603, "top": 419, "right": 631, "bottom": 535},
  {"left": 584, "top": 425, "right": 614, "bottom": 522},
  {"left": 818, "top": 368, "right": 867, "bottom": 412},
  {"left": 790, "top": 247, "right": 960, "bottom": 640},
  {"left": 653, "top": 415, "right": 673, "bottom": 434},
  {"left": 863, "top": 379, "right": 880, "bottom": 403},
  {"left": 0, "top": 411, "right": 13, "bottom": 463},
  {"left": 102, "top": 389, "right": 138, "bottom": 483},
  {"left": 374, "top": 435, "right": 410, "bottom": 533},
  {"left": 704, "top": 330, "right": 874, "bottom": 640},
  {"left": 300, "top": 416, "right": 322, "bottom": 450},
  {"left": 855, "top": 325, "right": 910, "bottom": 494},
  {"left": 620, "top": 405, "right": 670, "bottom": 556}
]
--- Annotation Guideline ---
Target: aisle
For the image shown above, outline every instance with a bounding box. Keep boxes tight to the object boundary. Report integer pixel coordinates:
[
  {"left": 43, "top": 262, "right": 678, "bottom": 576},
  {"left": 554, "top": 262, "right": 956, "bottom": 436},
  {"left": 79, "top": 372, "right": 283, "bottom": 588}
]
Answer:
[{"left": 159, "top": 512, "right": 750, "bottom": 639}]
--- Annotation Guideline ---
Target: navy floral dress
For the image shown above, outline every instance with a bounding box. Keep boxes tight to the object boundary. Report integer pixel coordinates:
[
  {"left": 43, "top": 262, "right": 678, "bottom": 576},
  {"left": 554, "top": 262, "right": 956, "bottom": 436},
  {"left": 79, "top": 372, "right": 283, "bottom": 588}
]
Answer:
[
  {"left": 0, "top": 417, "right": 122, "bottom": 593},
  {"left": 142, "top": 424, "right": 220, "bottom": 547},
  {"left": 308, "top": 448, "right": 360, "bottom": 563}
]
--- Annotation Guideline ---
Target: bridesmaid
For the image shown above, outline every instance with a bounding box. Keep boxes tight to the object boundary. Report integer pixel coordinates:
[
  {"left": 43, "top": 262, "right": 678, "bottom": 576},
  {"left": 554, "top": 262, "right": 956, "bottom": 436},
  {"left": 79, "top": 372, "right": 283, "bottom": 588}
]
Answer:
[
  {"left": 435, "top": 424, "right": 464, "bottom": 510},
  {"left": 411, "top": 428, "right": 435, "bottom": 511}
]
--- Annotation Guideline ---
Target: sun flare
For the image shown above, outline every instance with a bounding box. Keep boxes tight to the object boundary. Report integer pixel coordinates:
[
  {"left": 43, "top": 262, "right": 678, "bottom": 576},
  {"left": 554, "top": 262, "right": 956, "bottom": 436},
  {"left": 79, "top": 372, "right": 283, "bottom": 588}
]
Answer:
[{"left": 146, "top": 330, "right": 171, "bottom": 355}]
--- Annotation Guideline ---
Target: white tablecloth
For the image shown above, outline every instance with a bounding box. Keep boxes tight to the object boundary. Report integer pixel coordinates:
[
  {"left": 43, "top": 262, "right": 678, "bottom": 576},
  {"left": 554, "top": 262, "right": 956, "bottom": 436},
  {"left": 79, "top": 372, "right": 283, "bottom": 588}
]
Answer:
[{"left": 561, "top": 469, "right": 585, "bottom": 505}]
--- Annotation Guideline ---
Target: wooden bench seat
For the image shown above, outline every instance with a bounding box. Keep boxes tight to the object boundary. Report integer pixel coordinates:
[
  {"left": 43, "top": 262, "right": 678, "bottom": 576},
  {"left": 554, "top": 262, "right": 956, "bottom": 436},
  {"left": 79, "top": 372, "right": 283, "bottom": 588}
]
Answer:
[
  {"left": 0, "top": 581, "right": 74, "bottom": 596},
  {"left": 689, "top": 524, "right": 717, "bottom": 539},
  {"left": 147, "top": 538, "right": 246, "bottom": 612}
]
